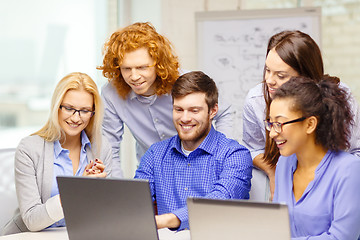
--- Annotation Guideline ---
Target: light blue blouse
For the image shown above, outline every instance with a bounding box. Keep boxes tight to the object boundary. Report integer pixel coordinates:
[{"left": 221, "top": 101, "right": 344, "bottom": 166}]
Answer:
[
  {"left": 273, "top": 150, "right": 360, "bottom": 239},
  {"left": 49, "top": 131, "right": 91, "bottom": 228}
]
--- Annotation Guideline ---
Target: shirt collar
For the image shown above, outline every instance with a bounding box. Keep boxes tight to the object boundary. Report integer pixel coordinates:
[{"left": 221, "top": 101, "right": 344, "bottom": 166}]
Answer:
[
  {"left": 290, "top": 150, "right": 332, "bottom": 174},
  {"left": 81, "top": 131, "right": 91, "bottom": 152},
  {"left": 172, "top": 125, "right": 217, "bottom": 156},
  {"left": 54, "top": 139, "right": 64, "bottom": 158},
  {"left": 129, "top": 91, "right": 158, "bottom": 104},
  {"left": 54, "top": 131, "right": 91, "bottom": 157},
  {"left": 315, "top": 150, "right": 332, "bottom": 172},
  {"left": 129, "top": 91, "right": 138, "bottom": 100}
]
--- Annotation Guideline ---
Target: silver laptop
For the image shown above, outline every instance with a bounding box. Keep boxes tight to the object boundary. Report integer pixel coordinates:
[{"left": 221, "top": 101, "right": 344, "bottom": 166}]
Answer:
[
  {"left": 187, "top": 197, "right": 291, "bottom": 240},
  {"left": 57, "top": 176, "right": 159, "bottom": 240}
]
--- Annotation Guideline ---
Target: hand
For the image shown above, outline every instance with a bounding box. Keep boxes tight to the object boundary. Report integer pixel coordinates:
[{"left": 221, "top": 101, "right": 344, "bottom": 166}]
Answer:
[
  {"left": 83, "top": 159, "right": 107, "bottom": 178},
  {"left": 155, "top": 213, "right": 181, "bottom": 229}
]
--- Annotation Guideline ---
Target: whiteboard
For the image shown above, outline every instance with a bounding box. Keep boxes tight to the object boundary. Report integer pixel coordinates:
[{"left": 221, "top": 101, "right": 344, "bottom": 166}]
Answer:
[{"left": 196, "top": 7, "right": 321, "bottom": 141}]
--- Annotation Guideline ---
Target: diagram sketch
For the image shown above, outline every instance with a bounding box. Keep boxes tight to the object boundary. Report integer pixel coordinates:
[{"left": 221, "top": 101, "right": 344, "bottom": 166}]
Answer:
[{"left": 196, "top": 10, "right": 321, "bottom": 141}]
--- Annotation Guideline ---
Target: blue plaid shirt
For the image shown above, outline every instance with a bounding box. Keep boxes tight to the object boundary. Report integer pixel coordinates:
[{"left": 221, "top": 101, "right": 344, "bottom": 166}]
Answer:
[{"left": 135, "top": 127, "right": 253, "bottom": 230}]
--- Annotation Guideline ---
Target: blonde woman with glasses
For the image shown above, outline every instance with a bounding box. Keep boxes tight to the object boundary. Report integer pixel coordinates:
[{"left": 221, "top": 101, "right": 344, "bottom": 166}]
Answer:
[{"left": 2, "top": 72, "right": 112, "bottom": 235}]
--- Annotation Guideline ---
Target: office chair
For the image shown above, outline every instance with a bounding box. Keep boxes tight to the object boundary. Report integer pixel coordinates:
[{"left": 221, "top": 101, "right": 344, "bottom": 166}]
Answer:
[{"left": 0, "top": 148, "right": 18, "bottom": 232}]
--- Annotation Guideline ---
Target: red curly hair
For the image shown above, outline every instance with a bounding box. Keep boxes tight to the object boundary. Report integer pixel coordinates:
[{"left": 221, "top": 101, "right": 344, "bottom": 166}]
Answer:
[{"left": 97, "top": 22, "right": 180, "bottom": 99}]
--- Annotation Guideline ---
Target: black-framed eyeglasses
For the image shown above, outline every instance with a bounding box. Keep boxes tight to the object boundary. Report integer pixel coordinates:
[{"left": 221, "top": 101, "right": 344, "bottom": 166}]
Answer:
[
  {"left": 264, "top": 117, "right": 306, "bottom": 134},
  {"left": 59, "top": 105, "right": 95, "bottom": 119}
]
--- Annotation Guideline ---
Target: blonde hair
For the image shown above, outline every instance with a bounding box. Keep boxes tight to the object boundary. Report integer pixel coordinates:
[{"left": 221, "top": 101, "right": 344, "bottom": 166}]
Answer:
[
  {"left": 33, "top": 72, "right": 104, "bottom": 156},
  {"left": 97, "top": 22, "right": 180, "bottom": 99}
]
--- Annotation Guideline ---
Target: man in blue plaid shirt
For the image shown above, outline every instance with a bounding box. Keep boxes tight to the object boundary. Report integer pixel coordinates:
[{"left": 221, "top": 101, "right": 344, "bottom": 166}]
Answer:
[{"left": 135, "top": 71, "right": 253, "bottom": 231}]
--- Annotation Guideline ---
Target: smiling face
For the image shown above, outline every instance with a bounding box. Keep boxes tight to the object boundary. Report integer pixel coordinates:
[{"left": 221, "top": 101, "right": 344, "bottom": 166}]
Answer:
[
  {"left": 173, "top": 92, "right": 218, "bottom": 151},
  {"left": 265, "top": 48, "right": 299, "bottom": 99},
  {"left": 58, "top": 89, "right": 94, "bottom": 142},
  {"left": 268, "top": 98, "right": 308, "bottom": 157},
  {"left": 120, "top": 47, "right": 157, "bottom": 96}
]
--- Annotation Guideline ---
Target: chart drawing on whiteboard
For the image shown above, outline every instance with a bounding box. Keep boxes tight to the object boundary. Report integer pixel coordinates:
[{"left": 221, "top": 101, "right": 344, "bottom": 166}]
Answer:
[{"left": 196, "top": 8, "right": 321, "bottom": 141}]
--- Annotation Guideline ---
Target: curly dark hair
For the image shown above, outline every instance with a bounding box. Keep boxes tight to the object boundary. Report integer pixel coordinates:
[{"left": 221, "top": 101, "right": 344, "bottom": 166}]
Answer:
[
  {"left": 97, "top": 22, "right": 180, "bottom": 99},
  {"left": 272, "top": 75, "right": 353, "bottom": 153}
]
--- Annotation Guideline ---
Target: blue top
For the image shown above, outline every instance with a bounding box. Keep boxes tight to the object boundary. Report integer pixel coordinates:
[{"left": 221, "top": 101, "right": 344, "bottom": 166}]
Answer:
[
  {"left": 101, "top": 82, "right": 235, "bottom": 177},
  {"left": 273, "top": 150, "right": 360, "bottom": 239},
  {"left": 50, "top": 131, "right": 91, "bottom": 228},
  {"left": 134, "top": 127, "right": 253, "bottom": 230}
]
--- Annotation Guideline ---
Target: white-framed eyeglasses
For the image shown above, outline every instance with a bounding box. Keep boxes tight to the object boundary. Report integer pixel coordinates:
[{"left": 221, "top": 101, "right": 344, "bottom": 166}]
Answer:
[
  {"left": 59, "top": 105, "right": 95, "bottom": 119},
  {"left": 264, "top": 117, "right": 306, "bottom": 133}
]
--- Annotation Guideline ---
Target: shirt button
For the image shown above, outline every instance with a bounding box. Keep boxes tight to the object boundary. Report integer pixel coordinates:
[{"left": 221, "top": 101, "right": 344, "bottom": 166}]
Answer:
[
  {"left": 161, "top": 134, "right": 165, "bottom": 139},
  {"left": 187, "top": 163, "right": 191, "bottom": 167},
  {"left": 154, "top": 118, "right": 158, "bottom": 123},
  {"left": 185, "top": 187, "right": 188, "bottom": 191}
]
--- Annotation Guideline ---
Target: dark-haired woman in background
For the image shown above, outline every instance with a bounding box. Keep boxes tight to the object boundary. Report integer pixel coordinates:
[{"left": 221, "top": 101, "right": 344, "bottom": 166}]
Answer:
[
  {"left": 242, "top": 30, "right": 360, "bottom": 200},
  {"left": 268, "top": 76, "right": 360, "bottom": 239}
]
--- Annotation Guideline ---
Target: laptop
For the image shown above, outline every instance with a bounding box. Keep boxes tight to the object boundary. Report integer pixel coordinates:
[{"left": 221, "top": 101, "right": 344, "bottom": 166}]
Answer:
[
  {"left": 57, "top": 176, "right": 159, "bottom": 240},
  {"left": 187, "top": 197, "right": 291, "bottom": 240}
]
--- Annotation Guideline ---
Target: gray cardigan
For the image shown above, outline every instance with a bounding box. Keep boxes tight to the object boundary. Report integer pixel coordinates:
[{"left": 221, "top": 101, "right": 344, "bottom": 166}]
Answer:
[{"left": 1, "top": 134, "right": 112, "bottom": 235}]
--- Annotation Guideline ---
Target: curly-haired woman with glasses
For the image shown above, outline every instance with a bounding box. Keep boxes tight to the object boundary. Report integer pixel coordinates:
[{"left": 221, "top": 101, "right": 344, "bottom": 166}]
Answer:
[
  {"left": 2, "top": 72, "right": 112, "bottom": 235},
  {"left": 242, "top": 30, "right": 360, "bottom": 200},
  {"left": 269, "top": 75, "right": 360, "bottom": 239}
]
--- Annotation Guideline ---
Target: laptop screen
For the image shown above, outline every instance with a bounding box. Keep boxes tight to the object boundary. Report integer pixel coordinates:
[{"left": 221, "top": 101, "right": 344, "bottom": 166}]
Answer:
[
  {"left": 187, "top": 197, "right": 291, "bottom": 240},
  {"left": 57, "top": 176, "right": 159, "bottom": 240}
]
